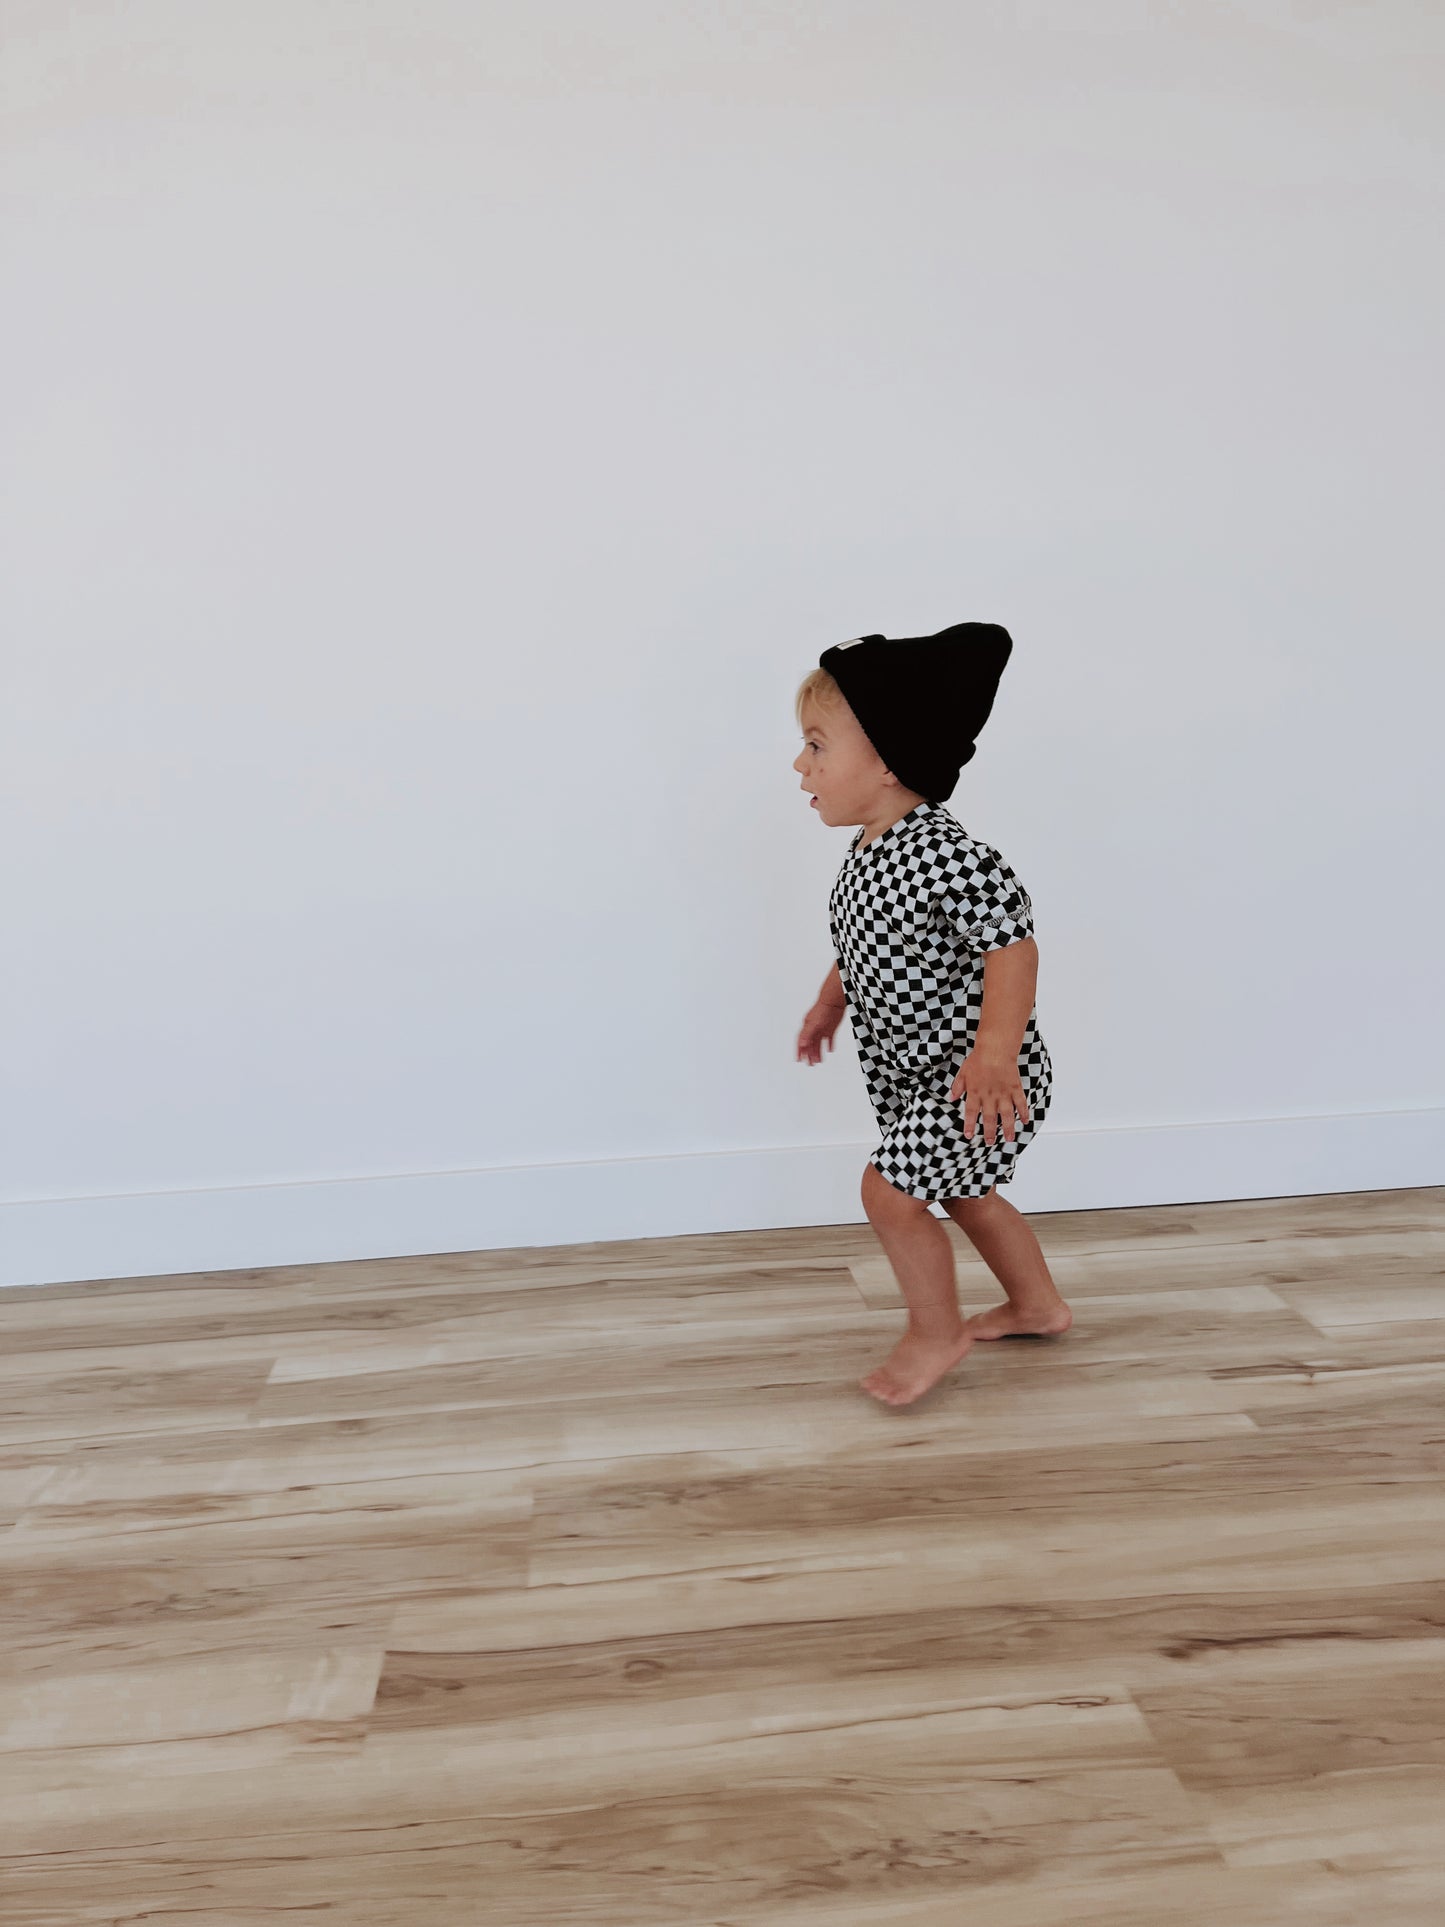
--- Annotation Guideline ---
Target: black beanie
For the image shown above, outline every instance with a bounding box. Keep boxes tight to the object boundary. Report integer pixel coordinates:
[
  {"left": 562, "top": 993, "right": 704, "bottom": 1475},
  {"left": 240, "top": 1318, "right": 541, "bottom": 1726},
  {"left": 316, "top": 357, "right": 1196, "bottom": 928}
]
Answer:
[{"left": 817, "top": 620, "right": 1013, "bottom": 803}]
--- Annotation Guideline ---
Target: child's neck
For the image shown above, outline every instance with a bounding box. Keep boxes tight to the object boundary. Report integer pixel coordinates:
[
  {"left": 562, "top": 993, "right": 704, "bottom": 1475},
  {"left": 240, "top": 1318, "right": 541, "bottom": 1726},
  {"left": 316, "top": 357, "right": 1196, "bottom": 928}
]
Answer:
[{"left": 857, "top": 794, "right": 929, "bottom": 847}]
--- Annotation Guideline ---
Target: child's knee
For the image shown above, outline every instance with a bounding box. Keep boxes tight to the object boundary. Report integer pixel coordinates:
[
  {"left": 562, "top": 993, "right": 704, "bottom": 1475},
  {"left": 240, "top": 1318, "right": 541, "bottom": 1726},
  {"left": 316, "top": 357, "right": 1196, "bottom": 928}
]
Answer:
[{"left": 945, "top": 1185, "right": 1004, "bottom": 1224}]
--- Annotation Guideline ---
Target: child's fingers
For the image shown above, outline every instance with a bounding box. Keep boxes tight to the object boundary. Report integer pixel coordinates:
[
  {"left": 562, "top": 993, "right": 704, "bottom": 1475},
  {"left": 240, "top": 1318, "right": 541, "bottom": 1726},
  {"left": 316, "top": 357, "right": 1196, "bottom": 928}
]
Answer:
[{"left": 957, "top": 1079, "right": 1030, "bottom": 1140}]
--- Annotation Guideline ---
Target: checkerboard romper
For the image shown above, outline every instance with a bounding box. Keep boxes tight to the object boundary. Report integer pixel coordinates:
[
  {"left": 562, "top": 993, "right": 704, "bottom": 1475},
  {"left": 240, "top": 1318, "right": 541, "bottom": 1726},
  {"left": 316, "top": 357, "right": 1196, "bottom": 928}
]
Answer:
[{"left": 829, "top": 797, "right": 1052, "bottom": 1202}]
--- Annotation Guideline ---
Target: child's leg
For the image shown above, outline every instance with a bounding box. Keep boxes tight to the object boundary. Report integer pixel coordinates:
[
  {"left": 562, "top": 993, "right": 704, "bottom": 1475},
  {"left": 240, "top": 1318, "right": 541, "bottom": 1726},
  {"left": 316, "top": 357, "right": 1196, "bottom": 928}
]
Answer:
[
  {"left": 858, "top": 1160, "right": 975, "bottom": 1406},
  {"left": 941, "top": 1186, "right": 1073, "bottom": 1339}
]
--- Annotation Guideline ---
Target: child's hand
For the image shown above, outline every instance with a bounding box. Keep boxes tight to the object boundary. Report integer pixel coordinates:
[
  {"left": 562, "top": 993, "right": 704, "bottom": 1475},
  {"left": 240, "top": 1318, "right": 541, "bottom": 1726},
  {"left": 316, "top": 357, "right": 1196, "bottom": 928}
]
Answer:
[
  {"left": 796, "top": 999, "right": 846, "bottom": 1065},
  {"left": 948, "top": 1049, "right": 1030, "bottom": 1145}
]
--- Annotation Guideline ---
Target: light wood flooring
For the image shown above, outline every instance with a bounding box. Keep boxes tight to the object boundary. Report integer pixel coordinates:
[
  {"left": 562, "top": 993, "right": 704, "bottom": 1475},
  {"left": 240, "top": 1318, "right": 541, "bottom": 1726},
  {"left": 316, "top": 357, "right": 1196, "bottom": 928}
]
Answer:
[{"left": 2, "top": 1186, "right": 1444, "bottom": 1925}]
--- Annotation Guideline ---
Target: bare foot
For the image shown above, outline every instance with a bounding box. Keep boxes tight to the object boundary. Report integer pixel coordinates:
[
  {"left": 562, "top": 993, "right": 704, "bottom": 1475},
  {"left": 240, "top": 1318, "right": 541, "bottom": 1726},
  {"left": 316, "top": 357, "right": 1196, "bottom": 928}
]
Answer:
[
  {"left": 859, "top": 1325, "right": 975, "bottom": 1407},
  {"left": 964, "top": 1299, "right": 1074, "bottom": 1341}
]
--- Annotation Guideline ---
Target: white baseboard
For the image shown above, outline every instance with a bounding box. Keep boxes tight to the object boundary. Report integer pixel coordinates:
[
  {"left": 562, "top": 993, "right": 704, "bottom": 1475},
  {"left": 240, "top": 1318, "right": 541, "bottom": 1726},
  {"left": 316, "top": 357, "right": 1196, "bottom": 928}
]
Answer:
[{"left": 3, "top": 1106, "right": 1442, "bottom": 1289}]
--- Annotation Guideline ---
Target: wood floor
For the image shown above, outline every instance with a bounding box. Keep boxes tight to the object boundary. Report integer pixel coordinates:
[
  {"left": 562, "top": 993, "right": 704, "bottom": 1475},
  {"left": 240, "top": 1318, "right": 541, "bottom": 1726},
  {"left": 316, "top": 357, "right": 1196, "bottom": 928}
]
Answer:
[{"left": 2, "top": 1186, "right": 1444, "bottom": 1925}]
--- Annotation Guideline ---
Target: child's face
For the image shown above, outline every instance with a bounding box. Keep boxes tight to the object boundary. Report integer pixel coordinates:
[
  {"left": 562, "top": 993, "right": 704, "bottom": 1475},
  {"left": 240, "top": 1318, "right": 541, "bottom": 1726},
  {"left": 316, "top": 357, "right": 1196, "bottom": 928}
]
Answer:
[{"left": 794, "top": 699, "right": 893, "bottom": 826}]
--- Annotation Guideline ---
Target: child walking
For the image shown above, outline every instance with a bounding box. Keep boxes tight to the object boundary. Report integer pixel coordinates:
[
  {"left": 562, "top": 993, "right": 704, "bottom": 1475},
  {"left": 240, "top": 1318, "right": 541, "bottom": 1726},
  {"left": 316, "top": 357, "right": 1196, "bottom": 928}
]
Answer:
[{"left": 794, "top": 620, "right": 1072, "bottom": 1409}]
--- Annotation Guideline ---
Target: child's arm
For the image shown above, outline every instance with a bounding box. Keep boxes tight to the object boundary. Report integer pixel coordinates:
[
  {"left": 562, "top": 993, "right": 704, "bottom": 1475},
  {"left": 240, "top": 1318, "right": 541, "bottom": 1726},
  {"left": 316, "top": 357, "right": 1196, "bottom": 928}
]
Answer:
[
  {"left": 974, "top": 936, "right": 1038, "bottom": 1060},
  {"left": 818, "top": 961, "right": 846, "bottom": 1008},
  {"left": 948, "top": 937, "right": 1038, "bottom": 1143},
  {"left": 798, "top": 961, "right": 847, "bottom": 1066}
]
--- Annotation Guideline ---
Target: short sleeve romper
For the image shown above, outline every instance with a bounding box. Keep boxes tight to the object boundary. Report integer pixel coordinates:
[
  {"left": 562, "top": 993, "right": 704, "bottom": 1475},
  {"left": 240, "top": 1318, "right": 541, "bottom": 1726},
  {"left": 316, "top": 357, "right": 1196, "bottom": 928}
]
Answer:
[{"left": 828, "top": 798, "right": 1053, "bottom": 1202}]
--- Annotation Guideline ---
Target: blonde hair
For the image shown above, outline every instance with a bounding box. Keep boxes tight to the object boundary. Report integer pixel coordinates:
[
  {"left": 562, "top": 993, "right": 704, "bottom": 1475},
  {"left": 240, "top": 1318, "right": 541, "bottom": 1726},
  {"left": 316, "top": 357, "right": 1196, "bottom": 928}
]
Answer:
[{"left": 794, "top": 666, "right": 846, "bottom": 729}]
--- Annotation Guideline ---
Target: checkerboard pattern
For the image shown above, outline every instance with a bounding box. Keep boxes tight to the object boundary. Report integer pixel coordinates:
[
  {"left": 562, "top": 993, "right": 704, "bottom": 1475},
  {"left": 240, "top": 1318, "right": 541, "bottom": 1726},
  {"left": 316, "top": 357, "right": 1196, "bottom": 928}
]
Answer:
[{"left": 828, "top": 799, "right": 1053, "bottom": 1201}]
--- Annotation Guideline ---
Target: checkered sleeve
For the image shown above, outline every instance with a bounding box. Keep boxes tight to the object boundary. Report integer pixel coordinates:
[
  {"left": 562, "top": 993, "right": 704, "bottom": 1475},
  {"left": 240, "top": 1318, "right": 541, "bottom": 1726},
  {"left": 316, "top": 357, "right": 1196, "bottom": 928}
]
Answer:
[{"left": 933, "top": 847, "right": 1035, "bottom": 955}]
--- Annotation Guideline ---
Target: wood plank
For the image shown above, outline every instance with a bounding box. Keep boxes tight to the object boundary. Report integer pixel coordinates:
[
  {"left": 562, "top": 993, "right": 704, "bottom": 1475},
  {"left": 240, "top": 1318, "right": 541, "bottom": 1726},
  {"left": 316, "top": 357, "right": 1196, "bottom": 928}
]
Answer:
[{"left": 1, "top": 1184, "right": 1442, "bottom": 1916}]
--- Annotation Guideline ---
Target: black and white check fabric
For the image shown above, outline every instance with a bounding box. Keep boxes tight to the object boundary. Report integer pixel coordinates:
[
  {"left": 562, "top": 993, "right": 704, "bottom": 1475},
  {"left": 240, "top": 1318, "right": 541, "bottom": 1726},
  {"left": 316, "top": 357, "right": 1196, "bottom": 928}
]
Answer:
[{"left": 828, "top": 798, "right": 1052, "bottom": 1201}]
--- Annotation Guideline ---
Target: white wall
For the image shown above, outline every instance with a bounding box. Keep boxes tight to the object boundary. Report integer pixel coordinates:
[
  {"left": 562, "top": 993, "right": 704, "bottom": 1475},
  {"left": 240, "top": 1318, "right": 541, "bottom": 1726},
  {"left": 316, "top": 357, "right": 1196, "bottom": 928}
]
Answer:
[{"left": 4, "top": 0, "right": 1443, "bottom": 1287}]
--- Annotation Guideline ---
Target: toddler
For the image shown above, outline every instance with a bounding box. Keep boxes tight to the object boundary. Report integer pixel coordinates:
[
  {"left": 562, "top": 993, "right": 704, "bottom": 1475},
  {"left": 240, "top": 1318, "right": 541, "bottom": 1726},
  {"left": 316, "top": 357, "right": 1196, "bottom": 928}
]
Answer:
[{"left": 794, "top": 620, "right": 1072, "bottom": 1408}]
